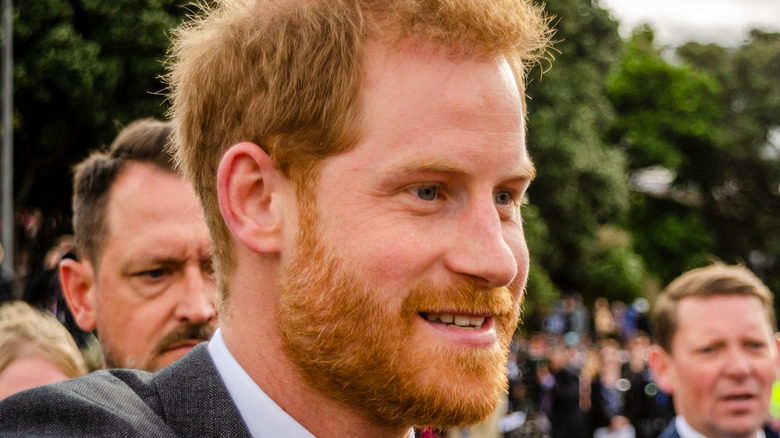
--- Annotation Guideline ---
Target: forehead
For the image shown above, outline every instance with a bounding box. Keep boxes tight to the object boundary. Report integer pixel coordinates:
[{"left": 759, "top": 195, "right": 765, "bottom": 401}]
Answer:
[
  {"left": 361, "top": 41, "right": 524, "bottom": 132},
  {"left": 106, "top": 163, "right": 198, "bottom": 221},
  {"left": 100, "top": 163, "right": 206, "bottom": 258},
  {"left": 673, "top": 295, "right": 773, "bottom": 342},
  {"left": 347, "top": 41, "right": 530, "bottom": 175}
]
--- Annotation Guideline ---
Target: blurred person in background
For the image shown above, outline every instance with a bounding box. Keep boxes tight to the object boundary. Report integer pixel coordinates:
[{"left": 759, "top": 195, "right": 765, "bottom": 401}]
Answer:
[
  {"left": 0, "top": 243, "right": 17, "bottom": 304},
  {"left": 622, "top": 331, "right": 674, "bottom": 438},
  {"left": 593, "top": 298, "right": 616, "bottom": 341},
  {"left": 0, "top": 301, "right": 87, "bottom": 399},
  {"left": 649, "top": 263, "right": 780, "bottom": 438},
  {"left": 589, "top": 339, "right": 634, "bottom": 438},
  {"left": 58, "top": 118, "right": 217, "bottom": 372},
  {"left": 546, "top": 342, "right": 586, "bottom": 438}
]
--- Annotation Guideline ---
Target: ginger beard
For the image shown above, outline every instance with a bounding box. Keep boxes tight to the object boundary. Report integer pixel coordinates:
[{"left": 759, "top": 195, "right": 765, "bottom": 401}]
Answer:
[{"left": 277, "top": 198, "right": 524, "bottom": 429}]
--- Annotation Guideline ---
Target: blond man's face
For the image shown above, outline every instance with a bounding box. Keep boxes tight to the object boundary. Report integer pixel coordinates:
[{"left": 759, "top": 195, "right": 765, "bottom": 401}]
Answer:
[{"left": 652, "top": 295, "right": 780, "bottom": 438}]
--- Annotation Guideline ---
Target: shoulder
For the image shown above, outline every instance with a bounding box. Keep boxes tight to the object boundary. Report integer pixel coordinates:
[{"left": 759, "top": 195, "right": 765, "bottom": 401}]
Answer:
[
  {"left": 0, "top": 368, "right": 176, "bottom": 437},
  {"left": 658, "top": 419, "right": 680, "bottom": 438},
  {"left": 0, "top": 342, "right": 248, "bottom": 438}
]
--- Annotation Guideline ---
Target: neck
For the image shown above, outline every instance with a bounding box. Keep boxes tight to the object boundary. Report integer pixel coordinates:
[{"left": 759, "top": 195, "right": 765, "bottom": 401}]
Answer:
[{"left": 222, "top": 264, "right": 410, "bottom": 438}]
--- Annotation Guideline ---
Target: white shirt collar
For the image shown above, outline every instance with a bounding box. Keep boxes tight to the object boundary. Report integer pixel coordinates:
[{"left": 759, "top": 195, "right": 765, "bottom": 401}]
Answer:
[
  {"left": 208, "top": 329, "right": 316, "bottom": 438},
  {"left": 676, "top": 415, "right": 765, "bottom": 438}
]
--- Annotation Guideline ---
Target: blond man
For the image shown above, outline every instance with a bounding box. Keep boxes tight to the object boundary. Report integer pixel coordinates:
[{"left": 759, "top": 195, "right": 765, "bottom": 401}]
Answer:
[{"left": 649, "top": 264, "right": 780, "bottom": 438}]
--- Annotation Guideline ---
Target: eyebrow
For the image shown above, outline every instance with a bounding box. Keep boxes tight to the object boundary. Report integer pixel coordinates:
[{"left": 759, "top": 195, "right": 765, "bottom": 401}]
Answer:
[{"left": 398, "top": 156, "right": 536, "bottom": 181}]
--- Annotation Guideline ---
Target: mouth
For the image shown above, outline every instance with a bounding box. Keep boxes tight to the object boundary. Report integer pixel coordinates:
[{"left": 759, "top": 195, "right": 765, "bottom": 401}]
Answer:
[
  {"left": 719, "top": 392, "right": 760, "bottom": 412},
  {"left": 417, "top": 311, "right": 499, "bottom": 348},
  {"left": 164, "top": 340, "right": 202, "bottom": 353},
  {"left": 421, "top": 312, "right": 488, "bottom": 330}
]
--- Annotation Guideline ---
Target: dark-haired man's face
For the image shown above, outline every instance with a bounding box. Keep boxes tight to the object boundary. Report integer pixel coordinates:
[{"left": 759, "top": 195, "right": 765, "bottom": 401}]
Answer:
[
  {"left": 63, "top": 163, "right": 217, "bottom": 372},
  {"left": 276, "top": 42, "right": 532, "bottom": 428}
]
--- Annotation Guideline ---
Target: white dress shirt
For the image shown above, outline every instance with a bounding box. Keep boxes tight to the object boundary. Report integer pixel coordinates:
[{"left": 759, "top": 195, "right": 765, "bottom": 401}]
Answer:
[
  {"left": 676, "top": 415, "right": 766, "bottom": 438},
  {"left": 209, "top": 329, "right": 416, "bottom": 438},
  {"left": 208, "top": 329, "right": 316, "bottom": 438}
]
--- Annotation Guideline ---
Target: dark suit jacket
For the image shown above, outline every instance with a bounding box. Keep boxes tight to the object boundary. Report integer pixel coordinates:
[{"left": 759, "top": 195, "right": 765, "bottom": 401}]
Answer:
[
  {"left": 659, "top": 417, "right": 777, "bottom": 438},
  {"left": 0, "top": 343, "right": 250, "bottom": 437},
  {"left": 658, "top": 420, "right": 679, "bottom": 438}
]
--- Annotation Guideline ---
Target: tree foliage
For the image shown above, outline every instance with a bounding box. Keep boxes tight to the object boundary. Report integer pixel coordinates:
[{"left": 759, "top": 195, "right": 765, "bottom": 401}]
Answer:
[
  {"left": 524, "top": 0, "right": 651, "bottom": 311},
  {"left": 12, "top": 0, "right": 185, "bottom": 211},
  {"left": 608, "top": 28, "right": 780, "bottom": 295}
]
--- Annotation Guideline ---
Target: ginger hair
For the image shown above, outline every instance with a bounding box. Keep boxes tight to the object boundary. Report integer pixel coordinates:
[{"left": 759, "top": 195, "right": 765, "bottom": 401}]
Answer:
[{"left": 167, "top": 0, "right": 553, "bottom": 310}]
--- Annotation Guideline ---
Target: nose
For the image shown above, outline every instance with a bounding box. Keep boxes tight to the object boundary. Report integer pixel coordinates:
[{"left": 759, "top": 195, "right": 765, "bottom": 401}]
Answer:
[
  {"left": 723, "top": 348, "right": 751, "bottom": 380},
  {"left": 443, "top": 197, "right": 521, "bottom": 288},
  {"left": 174, "top": 263, "right": 217, "bottom": 324}
]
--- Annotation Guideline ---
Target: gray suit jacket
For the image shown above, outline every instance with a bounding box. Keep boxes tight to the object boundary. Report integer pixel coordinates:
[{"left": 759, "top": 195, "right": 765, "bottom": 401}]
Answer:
[{"left": 0, "top": 343, "right": 250, "bottom": 437}]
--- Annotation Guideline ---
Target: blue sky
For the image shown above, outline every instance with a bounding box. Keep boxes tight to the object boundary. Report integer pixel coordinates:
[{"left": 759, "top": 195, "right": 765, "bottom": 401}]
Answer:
[{"left": 597, "top": 0, "right": 780, "bottom": 47}]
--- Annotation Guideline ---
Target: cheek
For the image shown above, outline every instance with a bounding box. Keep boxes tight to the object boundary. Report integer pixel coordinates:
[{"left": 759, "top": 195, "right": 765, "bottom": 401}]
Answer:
[
  {"left": 677, "top": 362, "right": 716, "bottom": 397},
  {"left": 507, "top": 225, "right": 529, "bottom": 260},
  {"left": 343, "top": 229, "right": 437, "bottom": 282},
  {"left": 758, "top": 360, "right": 779, "bottom": 384},
  {"left": 508, "top": 231, "right": 530, "bottom": 286}
]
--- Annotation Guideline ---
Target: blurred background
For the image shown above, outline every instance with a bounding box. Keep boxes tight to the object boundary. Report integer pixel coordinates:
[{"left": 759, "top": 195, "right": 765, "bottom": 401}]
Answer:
[{"left": 0, "top": 0, "right": 779, "bottom": 331}]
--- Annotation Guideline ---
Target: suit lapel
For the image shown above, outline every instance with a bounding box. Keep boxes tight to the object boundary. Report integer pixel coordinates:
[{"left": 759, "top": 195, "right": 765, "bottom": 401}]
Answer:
[{"left": 152, "top": 343, "right": 251, "bottom": 437}]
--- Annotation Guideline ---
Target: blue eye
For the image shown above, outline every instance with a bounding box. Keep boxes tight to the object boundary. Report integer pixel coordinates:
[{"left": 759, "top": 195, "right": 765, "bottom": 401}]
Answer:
[
  {"left": 415, "top": 186, "right": 438, "bottom": 201},
  {"left": 495, "top": 191, "right": 513, "bottom": 205}
]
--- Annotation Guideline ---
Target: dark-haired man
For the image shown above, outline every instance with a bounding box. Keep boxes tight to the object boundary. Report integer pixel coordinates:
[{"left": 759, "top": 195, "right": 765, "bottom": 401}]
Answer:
[{"left": 59, "top": 119, "right": 217, "bottom": 372}]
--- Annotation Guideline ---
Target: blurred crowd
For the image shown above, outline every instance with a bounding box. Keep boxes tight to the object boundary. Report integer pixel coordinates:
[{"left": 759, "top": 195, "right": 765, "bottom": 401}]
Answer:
[
  {"left": 501, "top": 298, "right": 672, "bottom": 438},
  {"left": 417, "top": 295, "right": 674, "bottom": 438}
]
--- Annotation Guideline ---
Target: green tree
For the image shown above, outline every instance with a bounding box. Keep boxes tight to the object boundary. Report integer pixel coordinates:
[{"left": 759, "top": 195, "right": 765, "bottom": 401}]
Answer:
[
  {"left": 608, "top": 28, "right": 780, "bottom": 294},
  {"left": 13, "top": 0, "right": 185, "bottom": 213},
  {"left": 10, "top": 0, "right": 186, "bottom": 267},
  {"left": 524, "top": 0, "right": 650, "bottom": 313},
  {"left": 676, "top": 31, "right": 780, "bottom": 293},
  {"left": 606, "top": 28, "right": 722, "bottom": 282}
]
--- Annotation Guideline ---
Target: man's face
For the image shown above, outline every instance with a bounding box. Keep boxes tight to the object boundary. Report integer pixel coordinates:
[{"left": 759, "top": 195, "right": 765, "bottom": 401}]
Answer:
[
  {"left": 278, "top": 42, "right": 532, "bottom": 428},
  {"left": 89, "top": 163, "right": 216, "bottom": 371},
  {"left": 653, "top": 295, "right": 780, "bottom": 438}
]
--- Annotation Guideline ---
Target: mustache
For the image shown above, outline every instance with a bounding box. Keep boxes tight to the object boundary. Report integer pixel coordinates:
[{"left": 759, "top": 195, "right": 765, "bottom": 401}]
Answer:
[
  {"left": 402, "top": 280, "right": 518, "bottom": 318},
  {"left": 151, "top": 323, "right": 215, "bottom": 357}
]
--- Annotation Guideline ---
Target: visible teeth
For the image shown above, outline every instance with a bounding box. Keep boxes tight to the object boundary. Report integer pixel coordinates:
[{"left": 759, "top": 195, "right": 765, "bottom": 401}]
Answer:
[
  {"left": 448, "top": 324, "right": 476, "bottom": 329},
  {"left": 454, "top": 315, "right": 471, "bottom": 326},
  {"left": 423, "top": 313, "right": 486, "bottom": 329}
]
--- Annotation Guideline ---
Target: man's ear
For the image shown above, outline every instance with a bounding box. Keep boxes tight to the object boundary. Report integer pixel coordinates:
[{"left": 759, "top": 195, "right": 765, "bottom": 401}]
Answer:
[
  {"left": 647, "top": 345, "right": 675, "bottom": 395},
  {"left": 773, "top": 333, "right": 780, "bottom": 369},
  {"left": 59, "top": 258, "right": 97, "bottom": 332},
  {"left": 217, "top": 142, "right": 290, "bottom": 254}
]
